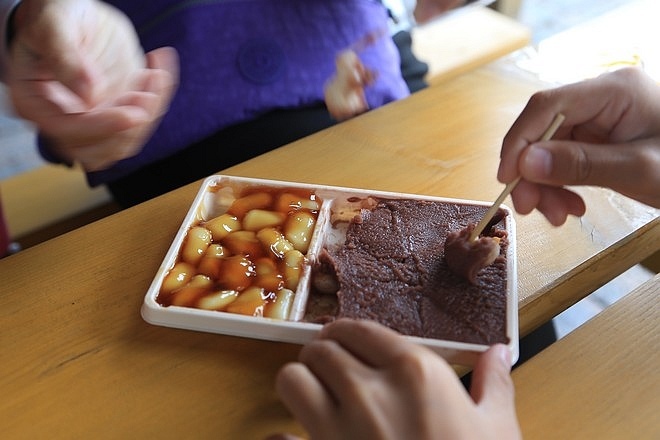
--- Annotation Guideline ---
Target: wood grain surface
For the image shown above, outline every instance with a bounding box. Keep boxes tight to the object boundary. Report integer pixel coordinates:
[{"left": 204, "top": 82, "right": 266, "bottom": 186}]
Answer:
[{"left": 1, "top": 65, "right": 658, "bottom": 439}]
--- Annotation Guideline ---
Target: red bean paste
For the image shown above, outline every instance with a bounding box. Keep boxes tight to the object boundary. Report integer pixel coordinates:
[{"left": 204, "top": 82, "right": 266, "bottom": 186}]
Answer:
[
  {"left": 444, "top": 223, "right": 502, "bottom": 284},
  {"left": 307, "top": 198, "right": 509, "bottom": 345}
]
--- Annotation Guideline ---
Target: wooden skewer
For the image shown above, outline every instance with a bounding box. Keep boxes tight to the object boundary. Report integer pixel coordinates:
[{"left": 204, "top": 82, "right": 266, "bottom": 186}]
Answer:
[{"left": 469, "top": 112, "right": 566, "bottom": 242}]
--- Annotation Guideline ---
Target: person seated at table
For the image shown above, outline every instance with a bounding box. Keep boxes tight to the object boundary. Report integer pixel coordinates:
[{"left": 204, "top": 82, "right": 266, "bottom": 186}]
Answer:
[
  {"left": 272, "top": 67, "right": 660, "bottom": 439},
  {"left": 0, "top": 0, "right": 460, "bottom": 208}
]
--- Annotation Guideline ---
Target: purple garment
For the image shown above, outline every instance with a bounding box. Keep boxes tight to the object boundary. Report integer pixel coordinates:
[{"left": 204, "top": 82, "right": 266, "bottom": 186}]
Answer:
[{"left": 81, "top": 0, "right": 409, "bottom": 185}]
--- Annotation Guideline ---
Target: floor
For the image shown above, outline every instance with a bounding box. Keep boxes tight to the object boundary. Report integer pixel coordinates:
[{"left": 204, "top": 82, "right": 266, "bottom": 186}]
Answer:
[{"left": 0, "top": 0, "right": 655, "bottom": 339}]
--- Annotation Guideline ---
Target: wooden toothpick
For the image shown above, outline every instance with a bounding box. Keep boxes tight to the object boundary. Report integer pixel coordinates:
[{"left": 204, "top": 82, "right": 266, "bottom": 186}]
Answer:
[{"left": 469, "top": 113, "right": 566, "bottom": 242}]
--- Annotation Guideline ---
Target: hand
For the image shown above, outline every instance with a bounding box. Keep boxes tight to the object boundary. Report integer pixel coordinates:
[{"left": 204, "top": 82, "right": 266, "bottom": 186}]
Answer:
[
  {"left": 414, "top": 0, "right": 466, "bottom": 24},
  {"left": 6, "top": 0, "right": 178, "bottom": 171},
  {"left": 274, "top": 319, "right": 521, "bottom": 440},
  {"left": 497, "top": 67, "right": 660, "bottom": 225},
  {"left": 324, "top": 50, "right": 374, "bottom": 121}
]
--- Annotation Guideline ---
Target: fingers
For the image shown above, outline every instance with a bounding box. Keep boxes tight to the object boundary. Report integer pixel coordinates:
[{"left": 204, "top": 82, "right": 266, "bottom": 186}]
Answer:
[
  {"left": 324, "top": 50, "right": 370, "bottom": 121},
  {"left": 13, "top": 0, "right": 97, "bottom": 102},
  {"left": 276, "top": 321, "right": 521, "bottom": 439},
  {"left": 497, "top": 98, "right": 570, "bottom": 184},
  {"left": 297, "top": 337, "right": 371, "bottom": 405},
  {"left": 498, "top": 72, "right": 622, "bottom": 183},
  {"left": 498, "top": 67, "right": 660, "bottom": 185},
  {"left": 275, "top": 322, "right": 389, "bottom": 440},
  {"left": 16, "top": 102, "right": 153, "bottom": 171},
  {"left": 135, "top": 48, "right": 179, "bottom": 121},
  {"left": 10, "top": 0, "right": 151, "bottom": 107},
  {"left": 510, "top": 181, "right": 586, "bottom": 226},
  {"left": 318, "top": 319, "right": 414, "bottom": 367},
  {"left": 10, "top": 79, "right": 148, "bottom": 137},
  {"left": 70, "top": 0, "right": 146, "bottom": 104},
  {"left": 9, "top": 43, "right": 179, "bottom": 172},
  {"left": 145, "top": 46, "right": 180, "bottom": 86},
  {"left": 514, "top": 137, "right": 660, "bottom": 215},
  {"left": 335, "top": 50, "right": 364, "bottom": 85},
  {"left": 520, "top": 140, "right": 647, "bottom": 190},
  {"left": 307, "top": 319, "right": 459, "bottom": 407},
  {"left": 497, "top": 67, "right": 660, "bottom": 221},
  {"left": 41, "top": 37, "right": 95, "bottom": 103},
  {"left": 275, "top": 362, "right": 337, "bottom": 438},
  {"left": 469, "top": 344, "right": 521, "bottom": 439},
  {"left": 14, "top": 82, "right": 166, "bottom": 170},
  {"left": 536, "top": 186, "right": 586, "bottom": 226},
  {"left": 509, "top": 180, "right": 541, "bottom": 215},
  {"left": 48, "top": 104, "right": 150, "bottom": 139},
  {"left": 469, "top": 344, "right": 514, "bottom": 411}
]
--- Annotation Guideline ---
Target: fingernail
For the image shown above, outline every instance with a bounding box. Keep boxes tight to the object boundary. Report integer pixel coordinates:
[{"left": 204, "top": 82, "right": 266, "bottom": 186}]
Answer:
[{"left": 524, "top": 145, "right": 553, "bottom": 178}]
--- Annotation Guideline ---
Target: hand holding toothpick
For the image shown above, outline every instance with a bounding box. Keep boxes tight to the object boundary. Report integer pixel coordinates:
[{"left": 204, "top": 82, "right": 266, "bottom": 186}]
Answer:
[{"left": 468, "top": 113, "right": 566, "bottom": 242}]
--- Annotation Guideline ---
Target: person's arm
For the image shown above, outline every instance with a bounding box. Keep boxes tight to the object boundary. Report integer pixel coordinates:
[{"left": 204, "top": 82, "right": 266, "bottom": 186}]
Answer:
[
  {"left": 497, "top": 67, "right": 660, "bottom": 225},
  {"left": 274, "top": 319, "right": 521, "bottom": 440},
  {"left": 0, "top": 0, "right": 21, "bottom": 82}
]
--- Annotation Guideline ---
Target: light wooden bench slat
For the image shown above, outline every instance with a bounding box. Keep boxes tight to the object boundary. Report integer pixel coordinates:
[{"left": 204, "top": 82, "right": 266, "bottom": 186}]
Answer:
[
  {"left": 512, "top": 273, "right": 660, "bottom": 440},
  {"left": 1, "top": 164, "right": 114, "bottom": 239},
  {"left": 412, "top": 6, "right": 530, "bottom": 85}
]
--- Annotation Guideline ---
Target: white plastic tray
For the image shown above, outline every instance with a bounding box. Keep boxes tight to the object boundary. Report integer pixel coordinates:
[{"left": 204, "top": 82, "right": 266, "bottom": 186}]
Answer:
[{"left": 142, "top": 175, "right": 519, "bottom": 366}]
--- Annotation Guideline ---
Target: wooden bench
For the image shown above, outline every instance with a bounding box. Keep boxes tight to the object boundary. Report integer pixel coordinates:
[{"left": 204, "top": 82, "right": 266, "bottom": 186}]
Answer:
[
  {"left": 0, "top": 164, "right": 120, "bottom": 249},
  {"left": 411, "top": 5, "right": 530, "bottom": 84},
  {"left": 512, "top": 273, "right": 659, "bottom": 439}
]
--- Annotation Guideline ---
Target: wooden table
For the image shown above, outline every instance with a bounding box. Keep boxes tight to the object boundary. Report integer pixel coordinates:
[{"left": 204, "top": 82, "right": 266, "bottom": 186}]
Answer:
[{"left": 1, "top": 65, "right": 658, "bottom": 438}]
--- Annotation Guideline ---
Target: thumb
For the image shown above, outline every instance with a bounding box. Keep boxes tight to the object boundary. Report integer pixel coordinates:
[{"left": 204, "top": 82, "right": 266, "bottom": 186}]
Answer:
[
  {"left": 145, "top": 47, "right": 179, "bottom": 78},
  {"left": 519, "top": 140, "right": 636, "bottom": 189},
  {"left": 470, "top": 344, "right": 522, "bottom": 439},
  {"left": 469, "top": 344, "right": 515, "bottom": 411},
  {"left": 519, "top": 139, "right": 660, "bottom": 208}
]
